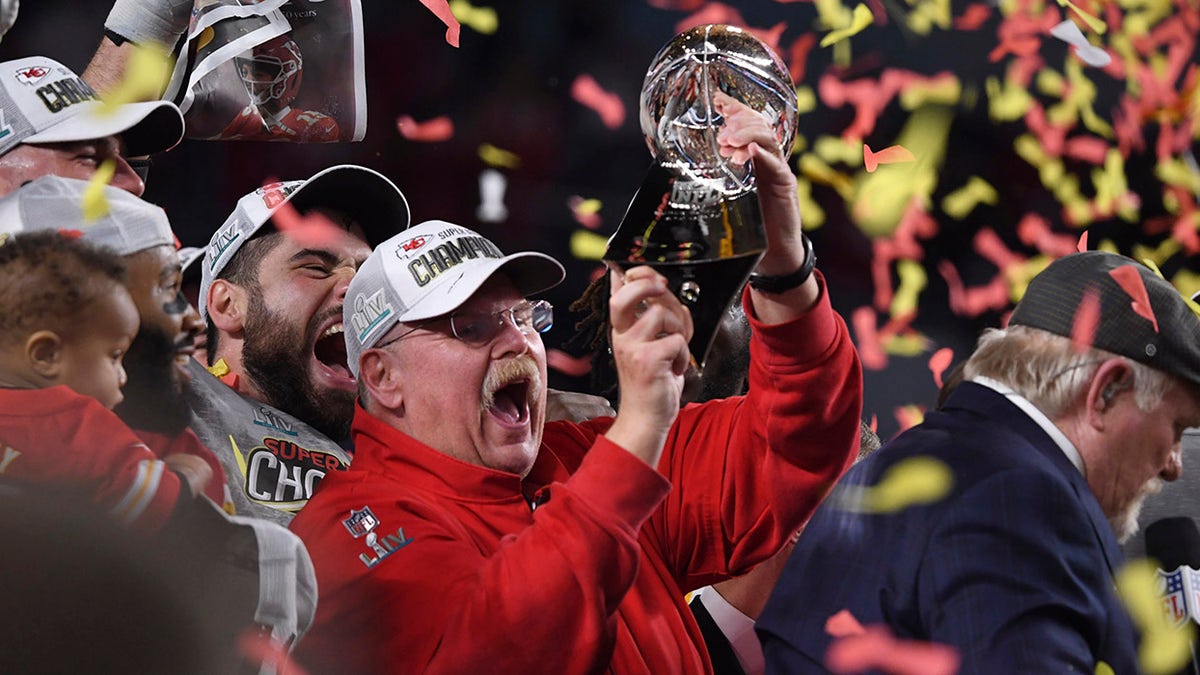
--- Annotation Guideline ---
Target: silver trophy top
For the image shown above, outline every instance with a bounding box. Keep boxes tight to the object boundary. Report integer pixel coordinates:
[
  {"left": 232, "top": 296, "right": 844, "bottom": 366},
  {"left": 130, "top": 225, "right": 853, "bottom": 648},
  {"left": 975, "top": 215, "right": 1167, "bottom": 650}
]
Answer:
[{"left": 639, "top": 24, "right": 798, "bottom": 196}]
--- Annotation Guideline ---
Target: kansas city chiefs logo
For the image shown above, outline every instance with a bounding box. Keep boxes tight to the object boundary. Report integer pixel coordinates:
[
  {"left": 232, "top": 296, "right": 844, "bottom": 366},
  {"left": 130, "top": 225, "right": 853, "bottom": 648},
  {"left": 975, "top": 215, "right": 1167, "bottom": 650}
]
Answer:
[
  {"left": 15, "top": 66, "right": 50, "bottom": 85},
  {"left": 401, "top": 236, "right": 426, "bottom": 252}
]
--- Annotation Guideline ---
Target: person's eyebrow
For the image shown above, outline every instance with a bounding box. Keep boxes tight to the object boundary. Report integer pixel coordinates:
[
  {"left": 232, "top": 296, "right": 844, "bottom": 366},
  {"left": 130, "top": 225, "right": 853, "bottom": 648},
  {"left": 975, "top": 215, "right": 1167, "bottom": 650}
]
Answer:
[{"left": 289, "top": 249, "right": 342, "bottom": 266}]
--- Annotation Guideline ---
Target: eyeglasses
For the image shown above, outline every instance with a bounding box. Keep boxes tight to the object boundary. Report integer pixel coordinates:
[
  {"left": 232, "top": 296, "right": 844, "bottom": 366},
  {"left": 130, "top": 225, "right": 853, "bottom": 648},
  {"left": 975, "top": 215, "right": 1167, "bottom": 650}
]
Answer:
[{"left": 376, "top": 299, "right": 554, "bottom": 349}]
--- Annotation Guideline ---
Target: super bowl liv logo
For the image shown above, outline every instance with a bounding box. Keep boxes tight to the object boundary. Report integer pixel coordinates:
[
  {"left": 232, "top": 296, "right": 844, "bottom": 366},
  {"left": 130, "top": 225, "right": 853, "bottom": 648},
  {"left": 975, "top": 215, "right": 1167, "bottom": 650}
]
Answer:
[{"left": 351, "top": 289, "right": 394, "bottom": 345}]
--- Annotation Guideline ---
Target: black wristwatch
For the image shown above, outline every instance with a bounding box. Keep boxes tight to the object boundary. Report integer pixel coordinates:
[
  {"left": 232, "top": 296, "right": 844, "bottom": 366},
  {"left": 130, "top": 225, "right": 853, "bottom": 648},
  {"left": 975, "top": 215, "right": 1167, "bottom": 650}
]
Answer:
[{"left": 748, "top": 233, "right": 816, "bottom": 294}]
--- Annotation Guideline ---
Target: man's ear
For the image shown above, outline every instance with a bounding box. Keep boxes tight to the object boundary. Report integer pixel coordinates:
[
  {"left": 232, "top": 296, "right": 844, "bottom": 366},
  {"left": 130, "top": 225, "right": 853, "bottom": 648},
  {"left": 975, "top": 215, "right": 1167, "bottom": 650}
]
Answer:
[
  {"left": 207, "top": 279, "right": 248, "bottom": 335},
  {"left": 1086, "top": 358, "right": 1135, "bottom": 426},
  {"left": 359, "top": 349, "right": 403, "bottom": 412},
  {"left": 26, "top": 330, "right": 64, "bottom": 380}
]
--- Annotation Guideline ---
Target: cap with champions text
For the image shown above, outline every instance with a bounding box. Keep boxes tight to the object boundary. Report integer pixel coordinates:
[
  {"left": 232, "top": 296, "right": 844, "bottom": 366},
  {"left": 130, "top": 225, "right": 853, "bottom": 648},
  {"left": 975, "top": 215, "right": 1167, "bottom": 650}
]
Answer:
[
  {"left": 0, "top": 175, "right": 175, "bottom": 255},
  {"left": 0, "top": 56, "right": 184, "bottom": 158},
  {"left": 1010, "top": 250, "right": 1200, "bottom": 389},
  {"left": 344, "top": 220, "right": 565, "bottom": 377},
  {"left": 198, "top": 165, "right": 410, "bottom": 323}
]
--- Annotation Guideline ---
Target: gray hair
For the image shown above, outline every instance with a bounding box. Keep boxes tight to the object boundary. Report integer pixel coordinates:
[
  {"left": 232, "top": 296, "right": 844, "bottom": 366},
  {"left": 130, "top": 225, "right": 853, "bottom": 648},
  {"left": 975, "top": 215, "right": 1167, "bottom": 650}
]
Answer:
[{"left": 962, "top": 325, "right": 1172, "bottom": 416}]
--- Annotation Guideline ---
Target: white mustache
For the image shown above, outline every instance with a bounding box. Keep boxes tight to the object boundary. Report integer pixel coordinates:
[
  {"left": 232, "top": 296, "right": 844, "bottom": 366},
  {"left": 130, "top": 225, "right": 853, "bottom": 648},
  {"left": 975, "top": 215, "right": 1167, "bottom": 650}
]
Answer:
[{"left": 481, "top": 355, "right": 542, "bottom": 409}]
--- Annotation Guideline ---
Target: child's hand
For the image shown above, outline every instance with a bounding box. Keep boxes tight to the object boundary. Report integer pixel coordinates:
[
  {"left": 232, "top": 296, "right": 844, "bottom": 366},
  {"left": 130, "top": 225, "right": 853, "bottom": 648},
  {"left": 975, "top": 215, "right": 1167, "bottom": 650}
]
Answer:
[{"left": 164, "top": 454, "right": 213, "bottom": 498}]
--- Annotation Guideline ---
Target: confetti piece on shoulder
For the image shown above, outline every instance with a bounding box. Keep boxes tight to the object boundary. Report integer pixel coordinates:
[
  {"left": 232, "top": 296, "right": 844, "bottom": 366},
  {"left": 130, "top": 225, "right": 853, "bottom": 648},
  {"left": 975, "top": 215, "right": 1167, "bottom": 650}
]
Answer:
[
  {"left": 826, "top": 625, "right": 961, "bottom": 675},
  {"left": 396, "top": 114, "right": 455, "bottom": 142},
  {"left": 863, "top": 144, "right": 916, "bottom": 173},
  {"left": 547, "top": 349, "right": 593, "bottom": 377},
  {"left": 95, "top": 44, "right": 173, "bottom": 114},
  {"left": 825, "top": 609, "right": 867, "bottom": 637},
  {"left": 571, "top": 74, "right": 625, "bottom": 129},
  {"left": 928, "top": 347, "right": 953, "bottom": 389},
  {"left": 418, "top": 0, "right": 462, "bottom": 47},
  {"left": 873, "top": 455, "right": 953, "bottom": 511},
  {"left": 82, "top": 159, "right": 117, "bottom": 222},
  {"left": 1114, "top": 559, "right": 1195, "bottom": 675},
  {"left": 478, "top": 143, "right": 521, "bottom": 169},
  {"left": 1071, "top": 287, "right": 1100, "bottom": 352},
  {"left": 1109, "top": 265, "right": 1158, "bottom": 332},
  {"left": 449, "top": 0, "right": 498, "bottom": 35},
  {"left": 820, "top": 3, "right": 873, "bottom": 48}
]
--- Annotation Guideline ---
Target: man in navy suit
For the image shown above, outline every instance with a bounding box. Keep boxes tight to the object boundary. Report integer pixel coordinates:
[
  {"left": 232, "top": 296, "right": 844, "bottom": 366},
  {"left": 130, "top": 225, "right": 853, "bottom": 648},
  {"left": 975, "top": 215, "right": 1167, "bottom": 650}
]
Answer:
[{"left": 758, "top": 251, "right": 1200, "bottom": 673}]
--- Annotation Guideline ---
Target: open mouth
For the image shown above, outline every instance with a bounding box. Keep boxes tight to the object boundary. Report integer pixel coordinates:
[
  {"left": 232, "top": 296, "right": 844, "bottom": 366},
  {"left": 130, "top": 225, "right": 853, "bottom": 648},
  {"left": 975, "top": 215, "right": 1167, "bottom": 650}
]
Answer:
[
  {"left": 314, "top": 324, "right": 352, "bottom": 380},
  {"left": 487, "top": 378, "right": 531, "bottom": 425}
]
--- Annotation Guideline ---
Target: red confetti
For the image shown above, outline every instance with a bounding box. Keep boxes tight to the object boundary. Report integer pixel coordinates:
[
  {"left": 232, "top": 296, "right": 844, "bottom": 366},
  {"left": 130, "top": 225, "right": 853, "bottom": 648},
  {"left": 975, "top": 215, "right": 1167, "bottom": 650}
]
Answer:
[
  {"left": 1017, "top": 213, "right": 1078, "bottom": 258},
  {"left": 1071, "top": 286, "right": 1101, "bottom": 352},
  {"left": 863, "top": 144, "right": 916, "bottom": 173},
  {"left": 1062, "top": 136, "right": 1111, "bottom": 165},
  {"left": 929, "top": 347, "right": 954, "bottom": 389},
  {"left": 939, "top": 260, "right": 1010, "bottom": 317},
  {"left": 547, "top": 349, "right": 594, "bottom": 377},
  {"left": 1109, "top": 265, "right": 1159, "bottom": 332},
  {"left": 570, "top": 74, "right": 626, "bottom": 129},
  {"left": 1076, "top": 230, "right": 1089, "bottom": 252},
  {"left": 825, "top": 625, "right": 961, "bottom": 675},
  {"left": 417, "top": 0, "right": 461, "bottom": 48},
  {"left": 675, "top": 2, "right": 748, "bottom": 33},
  {"left": 787, "top": 33, "right": 817, "bottom": 83},
  {"left": 893, "top": 405, "right": 925, "bottom": 433},
  {"left": 747, "top": 21, "right": 787, "bottom": 57},
  {"left": 869, "top": 415, "right": 878, "bottom": 433},
  {"left": 267, "top": 187, "right": 343, "bottom": 249},
  {"left": 826, "top": 609, "right": 867, "bottom": 637},
  {"left": 953, "top": 3, "right": 992, "bottom": 30},
  {"left": 237, "top": 629, "right": 310, "bottom": 675},
  {"left": 973, "top": 227, "right": 1025, "bottom": 271},
  {"left": 396, "top": 114, "right": 455, "bottom": 142},
  {"left": 852, "top": 306, "right": 889, "bottom": 371}
]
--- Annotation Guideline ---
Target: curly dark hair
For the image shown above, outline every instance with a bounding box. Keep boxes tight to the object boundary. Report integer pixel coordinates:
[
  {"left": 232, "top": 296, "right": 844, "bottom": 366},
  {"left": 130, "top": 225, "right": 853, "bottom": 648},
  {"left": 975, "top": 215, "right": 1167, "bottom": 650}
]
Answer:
[{"left": 0, "top": 231, "right": 127, "bottom": 346}]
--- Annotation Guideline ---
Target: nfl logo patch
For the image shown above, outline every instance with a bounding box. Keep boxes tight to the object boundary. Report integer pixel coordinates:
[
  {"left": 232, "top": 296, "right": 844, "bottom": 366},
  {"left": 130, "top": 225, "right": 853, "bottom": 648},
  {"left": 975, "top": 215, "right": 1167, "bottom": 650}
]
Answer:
[{"left": 343, "top": 506, "right": 380, "bottom": 538}]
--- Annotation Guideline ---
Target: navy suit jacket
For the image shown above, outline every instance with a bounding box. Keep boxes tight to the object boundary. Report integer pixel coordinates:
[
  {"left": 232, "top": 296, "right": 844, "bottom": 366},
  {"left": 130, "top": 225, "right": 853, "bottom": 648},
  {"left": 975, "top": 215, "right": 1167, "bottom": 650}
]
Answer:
[{"left": 757, "top": 382, "right": 1139, "bottom": 673}]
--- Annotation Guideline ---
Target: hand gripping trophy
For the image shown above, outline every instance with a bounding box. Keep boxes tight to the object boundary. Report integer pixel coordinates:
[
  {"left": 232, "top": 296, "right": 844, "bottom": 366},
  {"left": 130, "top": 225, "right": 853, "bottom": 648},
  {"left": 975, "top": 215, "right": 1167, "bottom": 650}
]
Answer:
[{"left": 605, "top": 24, "right": 799, "bottom": 367}]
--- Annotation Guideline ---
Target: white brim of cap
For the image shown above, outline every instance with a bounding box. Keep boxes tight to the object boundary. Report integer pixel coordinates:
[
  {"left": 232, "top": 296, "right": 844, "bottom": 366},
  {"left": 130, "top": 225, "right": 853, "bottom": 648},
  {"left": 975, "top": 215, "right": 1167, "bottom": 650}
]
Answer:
[
  {"left": 23, "top": 99, "right": 185, "bottom": 156},
  {"left": 395, "top": 252, "right": 566, "bottom": 324}
]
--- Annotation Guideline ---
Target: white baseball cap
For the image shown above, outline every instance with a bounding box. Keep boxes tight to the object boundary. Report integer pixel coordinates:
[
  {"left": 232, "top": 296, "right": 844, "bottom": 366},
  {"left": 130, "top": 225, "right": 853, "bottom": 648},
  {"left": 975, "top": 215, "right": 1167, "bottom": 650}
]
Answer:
[
  {"left": 0, "top": 56, "right": 184, "bottom": 158},
  {"left": 198, "top": 165, "right": 410, "bottom": 323},
  {"left": 0, "top": 175, "right": 175, "bottom": 255},
  {"left": 344, "top": 220, "right": 565, "bottom": 377}
]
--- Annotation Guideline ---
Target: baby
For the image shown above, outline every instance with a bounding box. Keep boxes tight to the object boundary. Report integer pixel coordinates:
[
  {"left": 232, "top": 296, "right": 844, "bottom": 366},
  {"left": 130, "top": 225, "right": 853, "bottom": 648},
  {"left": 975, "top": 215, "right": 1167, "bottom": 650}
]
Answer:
[{"left": 0, "top": 231, "right": 211, "bottom": 533}]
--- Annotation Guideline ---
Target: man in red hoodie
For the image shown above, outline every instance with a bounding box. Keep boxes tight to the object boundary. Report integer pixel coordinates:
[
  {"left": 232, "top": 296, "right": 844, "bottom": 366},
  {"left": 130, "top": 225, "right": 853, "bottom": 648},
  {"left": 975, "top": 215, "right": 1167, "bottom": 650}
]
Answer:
[{"left": 289, "top": 96, "right": 863, "bottom": 673}]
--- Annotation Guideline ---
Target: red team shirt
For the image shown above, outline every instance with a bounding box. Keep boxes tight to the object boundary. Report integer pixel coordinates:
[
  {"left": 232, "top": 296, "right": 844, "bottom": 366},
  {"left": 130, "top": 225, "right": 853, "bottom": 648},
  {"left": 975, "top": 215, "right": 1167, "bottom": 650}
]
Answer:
[{"left": 0, "top": 386, "right": 229, "bottom": 532}]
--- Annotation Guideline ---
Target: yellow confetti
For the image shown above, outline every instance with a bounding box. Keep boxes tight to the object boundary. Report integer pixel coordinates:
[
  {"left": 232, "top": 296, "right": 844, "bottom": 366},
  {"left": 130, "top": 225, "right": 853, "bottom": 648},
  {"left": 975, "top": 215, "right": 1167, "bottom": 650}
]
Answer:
[
  {"left": 1170, "top": 269, "right": 1200, "bottom": 318},
  {"left": 81, "top": 159, "right": 117, "bottom": 222},
  {"left": 796, "top": 86, "right": 818, "bottom": 115},
  {"left": 449, "top": 0, "right": 498, "bottom": 35},
  {"left": 883, "top": 333, "right": 931, "bottom": 356},
  {"left": 899, "top": 76, "right": 961, "bottom": 110},
  {"left": 478, "top": 143, "right": 521, "bottom": 169},
  {"left": 820, "top": 3, "right": 873, "bottom": 48},
  {"left": 986, "top": 76, "right": 1034, "bottom": 122},
  {"left": 815, "top": 135, "right": 863, "bottom": 166},
  {"left": 838, "top": 455, "right": 954, "bottom": 513},
  {"left": 799, "top": 154, "right": 856, "bottom": 201},
  {"left": 1132, "top": 239, "right": 1182, "bottom": 270},
  {"left": 574, "top": 198, "right": 602, "bottom": 216},
  {"left": 797, "top": 177, "right": 827, "bottom": 230},
  {"left": 852, "top": 105, "right": 952, "bottom": 237},
  {"left": 1156, "top": 159, "right": 1200, "bottom": 194},
  {"left": 96, "top": 44, "right": 173, "bottom": 114},
  {"left": 570, "top": 229, "right": 607, "bottom": 261},
  {"left": 1095, "top": 661, "right": 1114, "bottom": 675},
  {"left": 906, "top": 0, "right": 951, "bottom": 35},
  {"left": 1114, "top": 559, "right": 1195, "bottom": 674},
  {"left": 890, "top": 259, "right": 927, "bottom": 318},
  {"left": 1055, "top": 0, "right": 1107, "bottom": 34},
  {"left": 941, "top": 177, "right": 998, "bottom": 220}
]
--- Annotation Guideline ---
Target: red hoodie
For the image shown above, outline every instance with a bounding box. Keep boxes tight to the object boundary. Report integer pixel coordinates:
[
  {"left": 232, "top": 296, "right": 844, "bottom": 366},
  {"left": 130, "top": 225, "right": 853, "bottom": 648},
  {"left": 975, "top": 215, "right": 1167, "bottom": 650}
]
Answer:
[{"left": 290, "top": 280, "right": 863, "bottom": 674}]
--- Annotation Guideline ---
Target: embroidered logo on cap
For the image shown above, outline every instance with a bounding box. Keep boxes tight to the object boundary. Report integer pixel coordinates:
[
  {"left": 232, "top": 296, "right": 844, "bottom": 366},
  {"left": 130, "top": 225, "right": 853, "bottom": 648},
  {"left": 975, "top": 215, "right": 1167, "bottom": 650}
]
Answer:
[
  {"left": 350, "top": 288, "right": 394, "bottom": 345},
  {"left": 14, "top": 65, "right": 50, "bottom": 86}
]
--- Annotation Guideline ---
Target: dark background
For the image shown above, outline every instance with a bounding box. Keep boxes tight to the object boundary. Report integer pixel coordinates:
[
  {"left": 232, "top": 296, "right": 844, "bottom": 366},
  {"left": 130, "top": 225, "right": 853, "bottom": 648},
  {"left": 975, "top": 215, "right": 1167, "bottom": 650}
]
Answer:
[{"left": 4, "top": 0, "right": 1197, "bottom": 438}]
